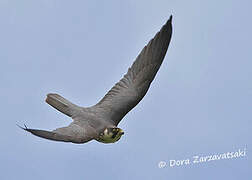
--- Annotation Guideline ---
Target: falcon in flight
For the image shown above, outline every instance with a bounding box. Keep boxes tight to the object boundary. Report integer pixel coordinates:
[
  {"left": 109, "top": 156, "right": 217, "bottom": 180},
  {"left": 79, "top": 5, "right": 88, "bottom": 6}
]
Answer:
[{"left": 19, "top": 16, "right": 173, "bottom": 144}]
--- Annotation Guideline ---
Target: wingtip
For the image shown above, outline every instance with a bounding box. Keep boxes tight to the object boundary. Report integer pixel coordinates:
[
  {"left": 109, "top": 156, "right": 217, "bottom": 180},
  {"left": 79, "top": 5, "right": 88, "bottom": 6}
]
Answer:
[
  {"left": 162, "top": 15, "right": 173, "bottom": 32},
  {"left": 16, "top": 123, "right": 28, "bottom": 131},
  {"left": 168, "top": 15, "right": 173, "bottom": 23},
  {"left": 163, "top": 15, "right": 173, "bottom": 27}
]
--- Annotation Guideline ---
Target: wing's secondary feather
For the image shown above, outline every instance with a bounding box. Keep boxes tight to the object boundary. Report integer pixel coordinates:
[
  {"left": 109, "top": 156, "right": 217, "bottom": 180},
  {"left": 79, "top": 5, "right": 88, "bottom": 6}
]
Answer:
[{"left": 95, "top": 16, "right": 173, "bottom": 125}]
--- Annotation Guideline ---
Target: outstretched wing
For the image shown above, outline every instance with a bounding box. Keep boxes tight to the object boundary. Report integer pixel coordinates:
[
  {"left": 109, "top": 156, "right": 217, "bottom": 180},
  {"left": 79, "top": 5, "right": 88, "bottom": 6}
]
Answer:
[
  {"left": 95, "top": 16, "right": 173, "bottom": 125},
  {"left": 19, "top": 122, "right": 96, "bottom": 144}
]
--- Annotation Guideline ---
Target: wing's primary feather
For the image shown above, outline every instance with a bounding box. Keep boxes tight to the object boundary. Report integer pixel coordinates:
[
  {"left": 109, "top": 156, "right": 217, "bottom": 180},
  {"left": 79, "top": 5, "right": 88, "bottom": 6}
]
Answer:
[
  {"left": 19, "top": 123, "right": 95, "bottom": 144},
  {"left": 95, "top": 16, "right": 173, "bottom": 125}
]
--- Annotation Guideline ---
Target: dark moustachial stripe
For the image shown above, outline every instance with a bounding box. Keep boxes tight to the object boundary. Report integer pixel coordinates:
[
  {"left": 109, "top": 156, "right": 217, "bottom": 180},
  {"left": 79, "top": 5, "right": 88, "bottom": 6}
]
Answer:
[{"left": 112, "top": 130, "right": 119, "bottom": 139}]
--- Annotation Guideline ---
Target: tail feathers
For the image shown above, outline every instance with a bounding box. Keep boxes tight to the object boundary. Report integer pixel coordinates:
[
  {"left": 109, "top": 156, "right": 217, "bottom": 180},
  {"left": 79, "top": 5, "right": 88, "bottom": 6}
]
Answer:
[{"left": 46, "top": 93, "right": 80, "bottom": 117}]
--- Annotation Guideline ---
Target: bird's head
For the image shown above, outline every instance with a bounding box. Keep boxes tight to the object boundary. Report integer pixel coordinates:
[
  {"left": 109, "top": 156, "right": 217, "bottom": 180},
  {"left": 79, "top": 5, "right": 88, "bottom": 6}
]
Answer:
[{"left": 98, "top": 127, "right": 124, "bottom": 143}]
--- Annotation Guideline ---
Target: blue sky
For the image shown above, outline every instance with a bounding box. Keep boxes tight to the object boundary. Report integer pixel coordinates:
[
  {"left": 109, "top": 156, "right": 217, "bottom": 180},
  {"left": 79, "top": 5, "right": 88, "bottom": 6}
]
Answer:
[{"left": 1, "top": 0, "right": 251, "bottom": 179}]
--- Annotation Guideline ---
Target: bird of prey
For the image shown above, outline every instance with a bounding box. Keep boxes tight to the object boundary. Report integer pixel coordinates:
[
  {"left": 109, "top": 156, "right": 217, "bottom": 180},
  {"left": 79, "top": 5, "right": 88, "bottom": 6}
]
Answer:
[{"left": 19, "top": 16, "right": 173, "bottom": 144}]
